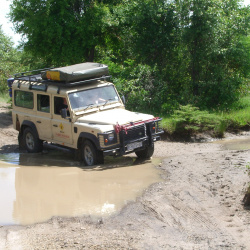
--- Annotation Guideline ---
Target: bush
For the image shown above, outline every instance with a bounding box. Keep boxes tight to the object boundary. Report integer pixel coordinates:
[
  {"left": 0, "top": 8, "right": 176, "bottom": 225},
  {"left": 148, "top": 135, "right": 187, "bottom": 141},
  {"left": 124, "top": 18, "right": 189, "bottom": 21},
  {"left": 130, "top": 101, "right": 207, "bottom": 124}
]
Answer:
[{"left": 162, "top": 105, "right": 225, "bottom": 137}]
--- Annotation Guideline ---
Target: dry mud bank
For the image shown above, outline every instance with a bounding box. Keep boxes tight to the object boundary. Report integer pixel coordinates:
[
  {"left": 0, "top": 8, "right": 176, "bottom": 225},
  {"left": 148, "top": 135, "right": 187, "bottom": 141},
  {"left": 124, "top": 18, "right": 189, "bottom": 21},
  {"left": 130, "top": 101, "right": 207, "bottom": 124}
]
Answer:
[{"left": 0, "top": 102, "right": 250, "bottom": 249}]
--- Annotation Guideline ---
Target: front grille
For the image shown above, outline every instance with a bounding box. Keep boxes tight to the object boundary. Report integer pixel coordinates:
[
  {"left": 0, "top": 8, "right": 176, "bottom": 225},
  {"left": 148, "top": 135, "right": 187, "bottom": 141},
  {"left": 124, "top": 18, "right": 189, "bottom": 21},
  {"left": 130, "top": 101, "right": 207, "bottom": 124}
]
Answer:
[{"left": 122, "top": 124, "right": 146, "bottom": 143}]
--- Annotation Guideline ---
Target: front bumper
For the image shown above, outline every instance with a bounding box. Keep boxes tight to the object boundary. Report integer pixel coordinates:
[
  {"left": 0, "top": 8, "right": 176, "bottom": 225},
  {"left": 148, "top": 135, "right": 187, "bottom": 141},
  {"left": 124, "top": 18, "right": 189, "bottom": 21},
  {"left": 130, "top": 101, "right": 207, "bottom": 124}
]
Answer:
[
  {"left": 100, "top": 118, "right": 163, "bottom": 157},
  {"left": 103, "top": 135, "right": 161, "bottom": 157}
]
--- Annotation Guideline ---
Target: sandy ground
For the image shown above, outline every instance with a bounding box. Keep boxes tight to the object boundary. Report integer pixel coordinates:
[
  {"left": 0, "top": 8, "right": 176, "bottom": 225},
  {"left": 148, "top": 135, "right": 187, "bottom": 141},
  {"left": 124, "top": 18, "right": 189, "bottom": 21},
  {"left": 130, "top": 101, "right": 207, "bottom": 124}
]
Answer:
[{"left": 0, "top": 102, "right": 250, "bottom": 249}]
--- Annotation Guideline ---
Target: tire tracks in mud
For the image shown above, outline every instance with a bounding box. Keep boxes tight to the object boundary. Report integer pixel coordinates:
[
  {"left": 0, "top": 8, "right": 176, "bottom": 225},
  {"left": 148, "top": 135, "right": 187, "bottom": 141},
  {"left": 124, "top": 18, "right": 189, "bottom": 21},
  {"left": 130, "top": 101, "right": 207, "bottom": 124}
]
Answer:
[{"left": 137, "top": 149, "right": 250, "bottom": 249}]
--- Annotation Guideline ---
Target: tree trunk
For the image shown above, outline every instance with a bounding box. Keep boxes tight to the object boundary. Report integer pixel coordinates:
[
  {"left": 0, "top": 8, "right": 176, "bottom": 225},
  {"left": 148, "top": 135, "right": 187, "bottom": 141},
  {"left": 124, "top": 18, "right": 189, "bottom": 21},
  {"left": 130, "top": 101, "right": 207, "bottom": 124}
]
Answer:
[{"left": 85, "top": 47, "right": 95, "bottom": 62}]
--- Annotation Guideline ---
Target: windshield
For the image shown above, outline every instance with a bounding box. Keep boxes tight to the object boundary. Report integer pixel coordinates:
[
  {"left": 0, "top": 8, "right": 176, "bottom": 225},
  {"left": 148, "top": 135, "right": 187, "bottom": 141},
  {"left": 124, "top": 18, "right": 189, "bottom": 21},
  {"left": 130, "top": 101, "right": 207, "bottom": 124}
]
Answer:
[{"left": 68, "top": 85, "right": 120, "bottom": 111}]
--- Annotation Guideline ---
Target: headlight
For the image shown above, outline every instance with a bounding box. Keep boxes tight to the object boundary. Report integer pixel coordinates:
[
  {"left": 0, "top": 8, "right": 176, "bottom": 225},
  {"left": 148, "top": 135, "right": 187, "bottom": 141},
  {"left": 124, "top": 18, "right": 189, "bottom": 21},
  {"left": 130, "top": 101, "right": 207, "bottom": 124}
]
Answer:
[
  {"left": 108, "top": 133, "right": 114, "bottom": 141},
  {"left": 98, "top": 131, "right": 117, "bottom": 147}
]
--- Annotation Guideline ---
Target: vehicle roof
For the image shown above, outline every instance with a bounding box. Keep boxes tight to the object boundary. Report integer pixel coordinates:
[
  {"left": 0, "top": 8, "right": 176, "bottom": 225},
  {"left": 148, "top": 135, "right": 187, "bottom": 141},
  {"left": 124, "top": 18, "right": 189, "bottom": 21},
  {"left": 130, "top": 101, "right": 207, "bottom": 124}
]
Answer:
[
  {"left": 12, "top": 63, "right": 112, "bottom": 95},
  {"left": 12, "top": 78, "right": 113, "bottom": 96}
]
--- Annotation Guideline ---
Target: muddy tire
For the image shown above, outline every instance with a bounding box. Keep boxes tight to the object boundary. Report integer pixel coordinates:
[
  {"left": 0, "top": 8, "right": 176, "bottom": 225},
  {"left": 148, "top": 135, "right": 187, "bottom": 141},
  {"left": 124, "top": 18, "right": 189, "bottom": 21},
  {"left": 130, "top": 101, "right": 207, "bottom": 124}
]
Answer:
[
  {"left": 18, "top": 132, "right": 25, "bottom": 150},
  {"left": 81, "top": 140, "right": 104, "bottom": 166},
  {"left": 135, "top": 143, "right": 154, "bottom": 159},
  {"left": 23, "top": 127, "right": 43, "bottom": 153}
]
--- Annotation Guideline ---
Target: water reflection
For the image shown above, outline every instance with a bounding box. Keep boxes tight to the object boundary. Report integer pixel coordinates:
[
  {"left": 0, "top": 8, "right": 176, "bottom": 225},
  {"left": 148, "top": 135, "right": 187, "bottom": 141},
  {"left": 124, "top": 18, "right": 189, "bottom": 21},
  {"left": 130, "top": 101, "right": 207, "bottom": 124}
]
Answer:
[
  {"left": 0, "top": 151, "right": 81, "bottom": 167},
  {"left": 0, "top": 152, "right": 161, "bottom": 226}
]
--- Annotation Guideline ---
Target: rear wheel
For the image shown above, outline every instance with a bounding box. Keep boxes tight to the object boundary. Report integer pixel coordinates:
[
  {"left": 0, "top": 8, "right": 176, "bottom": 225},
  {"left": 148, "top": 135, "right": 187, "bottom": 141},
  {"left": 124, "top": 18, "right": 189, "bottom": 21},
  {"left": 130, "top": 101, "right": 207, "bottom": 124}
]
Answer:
[
  {"left": 135, "top": 143, "right": 154, "bottom": 159},
  {"left": 23, "top": 127, "right": 43, "bottom": 153},
  {"left": 81, "top": 140, "right": 104, "bottom": 166}
]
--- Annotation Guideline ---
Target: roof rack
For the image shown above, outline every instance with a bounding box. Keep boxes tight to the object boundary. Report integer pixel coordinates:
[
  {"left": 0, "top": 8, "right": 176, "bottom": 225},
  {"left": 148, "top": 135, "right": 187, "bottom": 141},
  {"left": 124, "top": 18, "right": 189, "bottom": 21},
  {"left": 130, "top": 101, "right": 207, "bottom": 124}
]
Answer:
[
  {"left": 14, "top": 67, "right": 111, "bottom": 94},
  {"left": 43, "top": 75, "right": 111, "bottom": 86},
  {"left": 14, "top": 68, "right": 52, "bottom": 82},
  {"left": 14, "top": 63, "right": 111, "bottom": 83}
]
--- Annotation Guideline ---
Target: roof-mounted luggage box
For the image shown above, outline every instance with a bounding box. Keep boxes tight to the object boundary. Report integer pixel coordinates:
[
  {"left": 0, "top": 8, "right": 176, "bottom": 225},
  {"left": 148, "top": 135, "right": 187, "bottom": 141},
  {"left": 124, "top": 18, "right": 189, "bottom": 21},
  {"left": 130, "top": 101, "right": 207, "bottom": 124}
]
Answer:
[{"left": 41, "top": 62, "right": 109, "bottom": 83}]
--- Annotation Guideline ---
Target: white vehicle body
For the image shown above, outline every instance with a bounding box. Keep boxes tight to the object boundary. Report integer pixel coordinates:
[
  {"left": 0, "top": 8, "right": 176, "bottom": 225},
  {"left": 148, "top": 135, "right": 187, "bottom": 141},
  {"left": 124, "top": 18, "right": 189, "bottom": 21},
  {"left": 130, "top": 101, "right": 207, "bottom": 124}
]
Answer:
[{"left": 11, "top": 63, "right": 163, "bottom": 166}]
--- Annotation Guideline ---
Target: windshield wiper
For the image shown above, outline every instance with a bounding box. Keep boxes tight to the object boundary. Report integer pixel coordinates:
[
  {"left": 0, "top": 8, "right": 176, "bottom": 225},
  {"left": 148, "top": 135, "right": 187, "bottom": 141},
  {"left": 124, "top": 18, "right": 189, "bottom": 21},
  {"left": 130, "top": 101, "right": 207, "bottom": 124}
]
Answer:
[
  {"left": 103, "top": 98, "right": 117, "bottom": 106},
  {"left": 84, "top": 104, "right": 95, "bottom": 111}
]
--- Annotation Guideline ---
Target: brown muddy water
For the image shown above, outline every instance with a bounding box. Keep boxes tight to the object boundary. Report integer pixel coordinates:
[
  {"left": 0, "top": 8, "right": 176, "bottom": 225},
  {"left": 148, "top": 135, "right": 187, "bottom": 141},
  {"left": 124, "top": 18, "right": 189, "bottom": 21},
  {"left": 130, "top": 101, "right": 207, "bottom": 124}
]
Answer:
[
  {"left": 0, "top": 151, "right": 161, "bottom": 226},
  {"left": 213, "top": 137, "right": 250, "bottom": 150}
]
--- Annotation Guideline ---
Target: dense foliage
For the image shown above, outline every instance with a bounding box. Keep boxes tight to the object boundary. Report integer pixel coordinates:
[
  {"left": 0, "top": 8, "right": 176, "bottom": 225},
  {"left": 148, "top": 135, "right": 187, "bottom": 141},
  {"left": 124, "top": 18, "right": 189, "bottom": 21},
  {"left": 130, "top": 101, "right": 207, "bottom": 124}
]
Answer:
[
  {"left": 3, "top": 0, "right": 250, "bottom": 113},
  {"left": 108, "top": 0, "right": 250, "bottom": 112},
  {"left": 0, "top": 26, "right": 47, "bottom": 92},
  {"left": 0, "top": 26, "right": 22, "bottom": 92},
  {"left": 9, "top": 0, "right": 122, "bottom": 66}
]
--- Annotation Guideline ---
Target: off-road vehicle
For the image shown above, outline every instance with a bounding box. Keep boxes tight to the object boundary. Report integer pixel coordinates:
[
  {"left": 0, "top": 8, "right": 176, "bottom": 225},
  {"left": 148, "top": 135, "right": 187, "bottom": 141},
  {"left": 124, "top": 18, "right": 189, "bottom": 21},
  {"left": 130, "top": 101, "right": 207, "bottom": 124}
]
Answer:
[{"left": 10, "top": 63, "right": 163, "bottom": 166}]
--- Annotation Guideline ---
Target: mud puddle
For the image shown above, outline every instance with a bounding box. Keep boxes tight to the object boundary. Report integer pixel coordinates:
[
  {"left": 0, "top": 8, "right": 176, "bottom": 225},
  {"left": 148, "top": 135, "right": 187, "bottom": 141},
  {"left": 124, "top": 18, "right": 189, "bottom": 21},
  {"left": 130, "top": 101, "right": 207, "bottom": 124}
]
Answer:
[
  {"left": 0, "top": 151, "right": 161, "bottom": 226},
  {"left": 213, "top": 137, "right": 250, "bottom": 150}
]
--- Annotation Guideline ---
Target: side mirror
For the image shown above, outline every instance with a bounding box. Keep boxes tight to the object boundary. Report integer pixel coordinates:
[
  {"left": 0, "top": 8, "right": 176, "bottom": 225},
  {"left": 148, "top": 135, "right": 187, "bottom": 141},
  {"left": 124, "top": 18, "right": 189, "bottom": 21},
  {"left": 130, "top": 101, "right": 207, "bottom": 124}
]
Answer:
[
  {"left": 121, "top": 95, "right": 126, "bottom": 106},
  {"left": 61, "top": 108, "right": 67, "bottom": 119}
]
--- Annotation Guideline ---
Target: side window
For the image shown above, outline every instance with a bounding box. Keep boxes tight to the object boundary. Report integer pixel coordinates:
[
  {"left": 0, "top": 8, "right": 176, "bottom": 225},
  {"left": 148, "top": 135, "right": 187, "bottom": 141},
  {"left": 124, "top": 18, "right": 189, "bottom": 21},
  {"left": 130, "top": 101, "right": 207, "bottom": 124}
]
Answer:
[
  {"left": 54, "top": 97, "right": 69, "bottom": 115},
  {"left": 37, "top": 94, "right": 50, "bottom": 113},
  {"left": 14, "top": 90, "right": 33, "bottom": 109}
]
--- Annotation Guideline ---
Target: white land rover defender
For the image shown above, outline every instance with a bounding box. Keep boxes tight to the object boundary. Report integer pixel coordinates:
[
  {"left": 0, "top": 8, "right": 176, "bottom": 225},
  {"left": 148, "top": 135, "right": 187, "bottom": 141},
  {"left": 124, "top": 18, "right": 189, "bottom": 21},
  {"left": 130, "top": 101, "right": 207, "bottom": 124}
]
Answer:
[{"left": 10, "top": 63, "right": 163, "bottom": 166}]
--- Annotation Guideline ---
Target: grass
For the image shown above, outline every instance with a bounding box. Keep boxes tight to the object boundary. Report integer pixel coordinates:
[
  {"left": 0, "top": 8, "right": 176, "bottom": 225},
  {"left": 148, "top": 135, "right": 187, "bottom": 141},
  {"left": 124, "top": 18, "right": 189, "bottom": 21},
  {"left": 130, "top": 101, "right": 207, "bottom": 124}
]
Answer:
[
  {"left": 162, "top": 95, "right": 250, "bottom": 138},
  {"left": 222, "top": 96, "right": 250, "bottom": 129},
  {"left": 0, "top": 92, "right": 12, "bottom": 104}
]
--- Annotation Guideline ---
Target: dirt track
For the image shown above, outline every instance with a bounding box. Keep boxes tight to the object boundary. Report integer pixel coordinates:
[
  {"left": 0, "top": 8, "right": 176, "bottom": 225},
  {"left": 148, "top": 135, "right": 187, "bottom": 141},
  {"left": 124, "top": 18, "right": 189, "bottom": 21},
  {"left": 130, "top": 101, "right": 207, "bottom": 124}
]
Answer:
[{"left": 0, "top": 102, "right": 250, "bottom": 249}]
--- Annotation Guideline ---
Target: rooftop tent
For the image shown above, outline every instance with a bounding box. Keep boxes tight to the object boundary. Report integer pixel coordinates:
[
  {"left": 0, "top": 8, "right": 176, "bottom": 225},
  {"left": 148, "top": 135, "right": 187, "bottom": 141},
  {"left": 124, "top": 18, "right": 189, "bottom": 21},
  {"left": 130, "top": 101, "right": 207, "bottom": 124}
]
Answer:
[{"left": 41, "top": 62, "right": 109, "bottom": 83}]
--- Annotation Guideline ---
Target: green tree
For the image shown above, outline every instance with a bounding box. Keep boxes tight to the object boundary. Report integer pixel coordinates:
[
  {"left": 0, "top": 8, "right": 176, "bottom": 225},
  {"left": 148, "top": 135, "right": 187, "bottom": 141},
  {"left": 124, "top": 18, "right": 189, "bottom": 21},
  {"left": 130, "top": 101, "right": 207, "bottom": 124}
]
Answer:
[
  {"left": 10, "top": 0, "right": 121, "bottom": 66},
  {"left": 115, "top": 0, "right": 249, "bottom": 111},
  {"left": 109, "top": 0, "right": 189, "bottom": 113},
  {"left": 179, "top": 0, "right": 249, "bottom": 108},
  {"left": 0, "top": 26, "right": 23, "bottom": 92}
]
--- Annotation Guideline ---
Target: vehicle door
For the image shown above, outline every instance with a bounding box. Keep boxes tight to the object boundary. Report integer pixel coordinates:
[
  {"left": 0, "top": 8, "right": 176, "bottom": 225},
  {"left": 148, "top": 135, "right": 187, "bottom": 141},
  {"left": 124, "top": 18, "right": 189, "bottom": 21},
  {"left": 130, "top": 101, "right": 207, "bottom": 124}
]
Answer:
[
  {"left": 51, "top": 96, "right": 73, "bottom": 145},
  {"left": 36, "top": 93, "right": 52, "bottom": 140}
]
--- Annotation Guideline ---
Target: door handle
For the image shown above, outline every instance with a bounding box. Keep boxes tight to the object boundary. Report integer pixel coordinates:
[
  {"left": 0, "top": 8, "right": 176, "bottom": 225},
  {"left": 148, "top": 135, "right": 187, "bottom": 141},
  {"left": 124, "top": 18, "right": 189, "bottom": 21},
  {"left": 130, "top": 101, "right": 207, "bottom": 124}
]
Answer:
[
  {"left": 53, "top": 124, "right": 58, "bottom": 127},
  {"left": 37, "top": 121, "right": 41, "bottom": 123}
]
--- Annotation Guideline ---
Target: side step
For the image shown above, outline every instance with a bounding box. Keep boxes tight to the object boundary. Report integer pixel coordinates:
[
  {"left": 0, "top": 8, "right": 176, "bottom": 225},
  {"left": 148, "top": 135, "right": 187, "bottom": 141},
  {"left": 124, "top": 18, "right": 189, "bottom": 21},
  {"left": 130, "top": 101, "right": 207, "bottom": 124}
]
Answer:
[{"left": 43, "top": 142, "right": 75, "bottom": 154}]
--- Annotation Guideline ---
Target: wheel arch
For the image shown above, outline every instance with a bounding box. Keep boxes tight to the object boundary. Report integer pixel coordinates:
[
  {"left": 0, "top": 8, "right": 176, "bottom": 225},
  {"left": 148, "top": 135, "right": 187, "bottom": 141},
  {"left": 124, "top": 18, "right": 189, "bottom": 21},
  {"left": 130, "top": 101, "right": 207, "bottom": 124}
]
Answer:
[
  {"left": 20, "top": 120, "right": 40, "bottom": 139},
  {"left": 77, "top": 132, "right": 100, "bottom": 150}
]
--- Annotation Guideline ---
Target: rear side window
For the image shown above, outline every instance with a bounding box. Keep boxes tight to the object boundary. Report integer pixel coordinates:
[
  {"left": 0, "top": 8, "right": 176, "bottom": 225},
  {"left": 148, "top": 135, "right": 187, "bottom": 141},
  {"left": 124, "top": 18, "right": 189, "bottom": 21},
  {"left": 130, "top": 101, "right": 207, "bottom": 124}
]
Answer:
[
  {"left": 14, "top": 90, "right": 34, "bottom": 109},
  {"left": 37, "top": 94, "right": 50, "bottom": 113}
]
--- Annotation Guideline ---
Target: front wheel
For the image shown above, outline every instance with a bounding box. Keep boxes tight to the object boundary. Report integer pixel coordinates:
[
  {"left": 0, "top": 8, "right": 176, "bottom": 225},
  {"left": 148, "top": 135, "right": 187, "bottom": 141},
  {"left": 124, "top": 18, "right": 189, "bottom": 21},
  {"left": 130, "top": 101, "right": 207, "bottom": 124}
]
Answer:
[
  {"left": 23, "top": 127, "right": 43, "bottom": 153},
  {"left": 135, "top": 143, "right": 154, "bottom": 159},
  {"left": 81, "top": 140, "right": 104, "bottom": 166}
]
